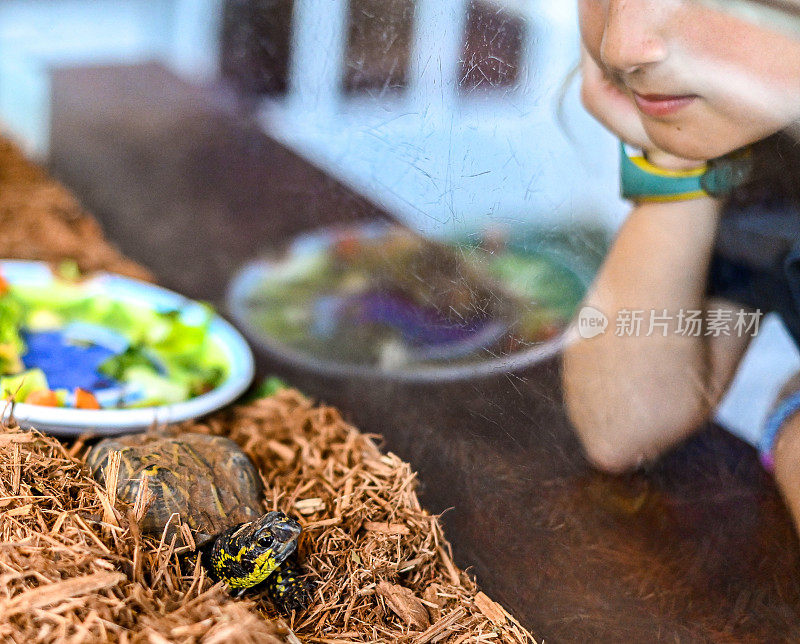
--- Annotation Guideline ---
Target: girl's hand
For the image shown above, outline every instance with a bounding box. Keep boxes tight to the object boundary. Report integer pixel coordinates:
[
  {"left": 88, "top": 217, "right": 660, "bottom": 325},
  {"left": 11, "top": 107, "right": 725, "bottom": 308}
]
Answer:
[{"left": 579, "top": 45, "right": 703, "bottom": 171}]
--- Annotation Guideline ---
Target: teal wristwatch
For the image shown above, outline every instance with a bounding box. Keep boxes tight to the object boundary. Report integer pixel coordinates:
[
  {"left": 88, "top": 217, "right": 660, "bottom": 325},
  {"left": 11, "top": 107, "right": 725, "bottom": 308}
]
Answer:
[{"left": 620, "top": 142, "right": 751, "bottom": 203}]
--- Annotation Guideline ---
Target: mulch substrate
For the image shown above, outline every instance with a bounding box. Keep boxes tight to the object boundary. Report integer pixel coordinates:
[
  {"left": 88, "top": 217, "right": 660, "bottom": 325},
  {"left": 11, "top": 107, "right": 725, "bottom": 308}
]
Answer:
[{"left": 0, "top": 137, "right": 537, "bottom": 643}]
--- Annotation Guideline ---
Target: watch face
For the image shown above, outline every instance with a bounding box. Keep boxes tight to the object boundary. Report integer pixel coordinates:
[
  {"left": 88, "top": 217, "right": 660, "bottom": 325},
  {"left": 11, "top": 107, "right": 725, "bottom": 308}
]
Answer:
[{"left": 702, "top": 151, "right": 754, "bottom": 197}]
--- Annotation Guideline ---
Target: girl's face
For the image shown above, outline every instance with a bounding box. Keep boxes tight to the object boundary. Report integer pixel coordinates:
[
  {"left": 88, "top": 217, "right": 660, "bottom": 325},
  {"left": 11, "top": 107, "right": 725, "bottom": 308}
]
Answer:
[{"left": 579, "top": 0, "right": 800, "bottom": 159}]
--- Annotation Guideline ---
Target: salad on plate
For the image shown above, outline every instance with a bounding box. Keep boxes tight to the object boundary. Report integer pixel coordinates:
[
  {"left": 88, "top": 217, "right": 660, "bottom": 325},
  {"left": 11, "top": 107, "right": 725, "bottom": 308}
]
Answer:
[{"left": 0, "top": 265, "right": 228, "bottom": 409}]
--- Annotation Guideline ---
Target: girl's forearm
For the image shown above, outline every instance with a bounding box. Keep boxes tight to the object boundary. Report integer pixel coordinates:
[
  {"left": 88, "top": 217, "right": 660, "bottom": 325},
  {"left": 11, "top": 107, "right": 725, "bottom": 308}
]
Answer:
[{"left": 563, "top": 196, "right": 726, "bottom": 471}]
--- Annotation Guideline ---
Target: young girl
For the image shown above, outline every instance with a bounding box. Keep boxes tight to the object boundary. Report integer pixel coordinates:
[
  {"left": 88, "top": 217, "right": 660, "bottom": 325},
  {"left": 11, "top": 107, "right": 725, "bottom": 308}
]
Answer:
[{"left": 562, "top": 0, "right": 800, "bottom": 532}]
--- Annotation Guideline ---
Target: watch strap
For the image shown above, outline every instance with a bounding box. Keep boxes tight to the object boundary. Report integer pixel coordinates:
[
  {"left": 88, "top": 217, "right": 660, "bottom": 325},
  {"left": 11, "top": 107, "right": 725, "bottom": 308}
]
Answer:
[
  {"left": 620, "top": 142, "right": 708, "bottom": 202},
  {"left": 759, "top": 390, "right": 800, "bottom": 472},
  {"left": 620, "top": 142, "right": 752, "bottom": 202}
]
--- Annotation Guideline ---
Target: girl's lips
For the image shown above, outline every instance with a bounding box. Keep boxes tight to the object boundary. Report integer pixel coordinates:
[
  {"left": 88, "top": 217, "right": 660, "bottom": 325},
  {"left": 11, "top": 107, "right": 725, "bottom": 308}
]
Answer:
[{"left": 632, "top": 92, "right": 697, "bottom": 118}]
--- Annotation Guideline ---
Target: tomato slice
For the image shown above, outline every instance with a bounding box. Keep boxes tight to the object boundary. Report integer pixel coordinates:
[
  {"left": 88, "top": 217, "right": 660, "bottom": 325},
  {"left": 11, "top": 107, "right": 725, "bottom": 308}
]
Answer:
[
  {"left": 25, "top": 389, "right": 60, "bottom": 407},
  {"left": 74, "top": 387, "right": 101, "bottom": 409}
]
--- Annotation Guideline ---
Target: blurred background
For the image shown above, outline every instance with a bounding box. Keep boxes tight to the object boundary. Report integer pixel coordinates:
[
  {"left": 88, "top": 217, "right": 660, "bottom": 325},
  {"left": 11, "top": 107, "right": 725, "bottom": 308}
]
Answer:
[{"left": 0, "top": 0, "right": 625, "bottom": 234}]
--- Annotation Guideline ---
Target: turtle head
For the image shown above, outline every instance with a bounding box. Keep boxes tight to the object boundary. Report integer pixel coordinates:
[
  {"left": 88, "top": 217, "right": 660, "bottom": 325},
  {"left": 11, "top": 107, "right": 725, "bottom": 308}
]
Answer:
[
  {"left": 251, "top": 511, "right": 302, "bottom": 563},
  {"left": 206, "top": 511, "right": 302, "bottom": 591}
]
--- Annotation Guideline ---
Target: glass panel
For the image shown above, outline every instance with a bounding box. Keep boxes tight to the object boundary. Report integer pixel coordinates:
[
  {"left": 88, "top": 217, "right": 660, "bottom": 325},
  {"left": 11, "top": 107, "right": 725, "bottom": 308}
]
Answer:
[
  {"left": 10, "top": 1, "right": 800, "bottom": 640},
  {"left": 459, "top": 0, "right": 525, "bottom": 94},
  {"left": 220, "top": 0, "right": 294, "bottom": 95},
  {"left": 343, "top": 0, "right": 415, "bottom": 95}
]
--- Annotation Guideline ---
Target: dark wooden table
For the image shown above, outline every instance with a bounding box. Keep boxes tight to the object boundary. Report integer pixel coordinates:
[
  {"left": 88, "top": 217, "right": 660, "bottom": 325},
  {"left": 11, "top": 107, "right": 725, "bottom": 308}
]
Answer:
[{"left": 49, "top": 63, "right": 800, "bottom": 642}]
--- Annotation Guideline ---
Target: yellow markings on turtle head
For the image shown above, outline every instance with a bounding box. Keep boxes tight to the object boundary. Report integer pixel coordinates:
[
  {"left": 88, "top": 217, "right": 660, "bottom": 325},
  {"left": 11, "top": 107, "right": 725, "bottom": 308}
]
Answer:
[
  {"left": 212, "top": 542, "right": 281, "bottom": 589},
  {"left": 224, "top": 549, "right": 279, "bottom": 589},
  {"left": 214, "top": 543, "right": 257, "bottom": 565}
]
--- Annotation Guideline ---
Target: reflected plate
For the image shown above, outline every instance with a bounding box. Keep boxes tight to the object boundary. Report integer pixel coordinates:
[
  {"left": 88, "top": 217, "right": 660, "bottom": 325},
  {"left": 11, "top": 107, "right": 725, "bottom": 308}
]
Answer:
[{"left": 226, "top": 223, "right": 589, "bottom": 383}]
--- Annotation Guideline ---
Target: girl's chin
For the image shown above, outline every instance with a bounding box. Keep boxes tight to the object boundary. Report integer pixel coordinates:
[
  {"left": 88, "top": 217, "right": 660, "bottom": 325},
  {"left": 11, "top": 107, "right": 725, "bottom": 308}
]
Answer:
[
  {"left": 643, "top": 111, "right": 786, "bottom": 161},
  {"left": 645, "top": 126, "right": 748, "bottom": 162}
]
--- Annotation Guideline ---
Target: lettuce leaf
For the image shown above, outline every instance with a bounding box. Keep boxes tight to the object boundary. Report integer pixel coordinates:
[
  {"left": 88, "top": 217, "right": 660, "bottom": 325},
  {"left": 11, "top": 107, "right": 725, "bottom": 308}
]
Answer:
[
  {"left": 1, "top": 368, "right": 49, "bottom": 402},
  {"left": 0, "top": 294, "right": 26, "bottom": 375}
]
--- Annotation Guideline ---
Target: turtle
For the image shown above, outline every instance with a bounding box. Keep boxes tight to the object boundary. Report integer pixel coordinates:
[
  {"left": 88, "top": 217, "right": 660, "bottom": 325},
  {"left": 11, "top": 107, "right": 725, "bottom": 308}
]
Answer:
[{"left": 85, "top": 432, "right": 309, "bottom": 612}]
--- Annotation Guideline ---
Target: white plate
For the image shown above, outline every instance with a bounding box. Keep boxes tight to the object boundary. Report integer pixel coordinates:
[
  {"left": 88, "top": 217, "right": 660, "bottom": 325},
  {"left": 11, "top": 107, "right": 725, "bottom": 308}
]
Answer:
[{"left": 1, "top": 260, "right": 255, "bottom": 436}]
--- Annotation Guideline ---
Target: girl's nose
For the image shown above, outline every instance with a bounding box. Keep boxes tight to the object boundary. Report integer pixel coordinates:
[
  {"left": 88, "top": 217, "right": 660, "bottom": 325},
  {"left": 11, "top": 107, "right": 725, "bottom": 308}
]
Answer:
[{"left": 601, "top": 0, "right": 668, "bottom": 75}]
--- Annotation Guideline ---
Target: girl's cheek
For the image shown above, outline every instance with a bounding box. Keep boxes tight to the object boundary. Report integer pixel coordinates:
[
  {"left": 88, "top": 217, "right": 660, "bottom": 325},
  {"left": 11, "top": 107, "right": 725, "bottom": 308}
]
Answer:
[
  {"left": 685, "top": 22, "right": 800, "bottom": 130},
  {"left": 682, "top": 9, "right": 800, "bottom": 91},
  {"left": 578, "top": 0, "right": 606, "bottom": 64}
]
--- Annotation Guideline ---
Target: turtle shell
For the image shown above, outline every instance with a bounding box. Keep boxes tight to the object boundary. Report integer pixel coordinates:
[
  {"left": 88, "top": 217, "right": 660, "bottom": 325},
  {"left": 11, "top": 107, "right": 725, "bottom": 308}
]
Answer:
[{"left": 86, "top": 433, "right": 263, "bottom": 543}]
